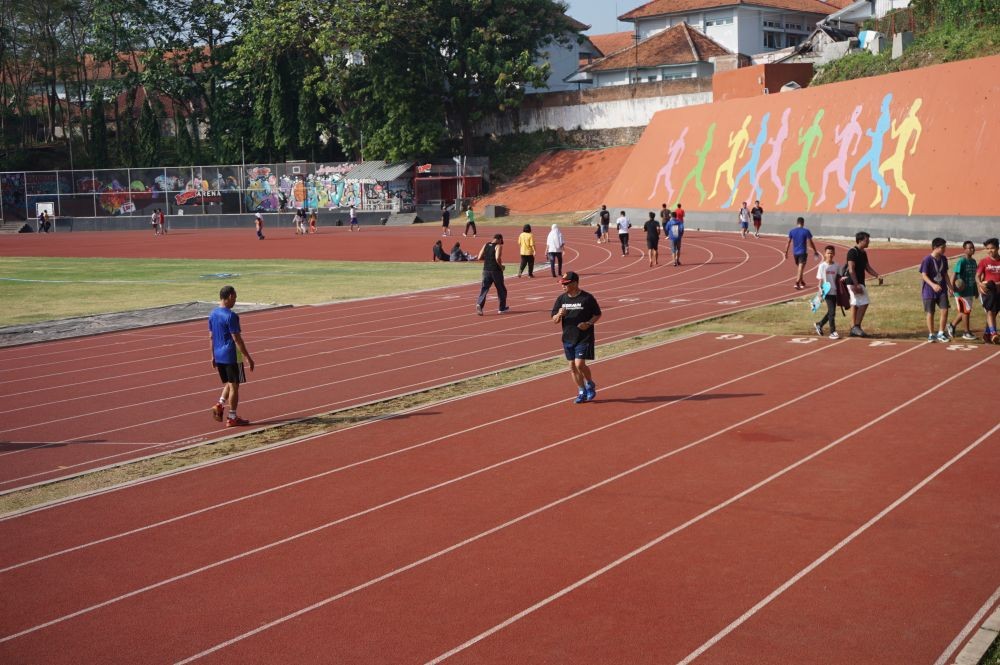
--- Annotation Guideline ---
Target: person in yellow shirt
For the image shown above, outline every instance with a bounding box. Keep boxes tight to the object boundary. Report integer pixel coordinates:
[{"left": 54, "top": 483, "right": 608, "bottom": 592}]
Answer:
[{"left": 517, "top": 224, "right": 536, "bottom": 278}]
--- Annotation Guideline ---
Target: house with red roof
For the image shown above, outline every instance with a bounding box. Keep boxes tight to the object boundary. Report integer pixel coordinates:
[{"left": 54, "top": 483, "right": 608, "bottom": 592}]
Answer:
[
  {"left": 619, "top": 0, "right": 856, "bottom": 58},
  {"left": 572, "top": 23, "right": 734, "bottom": 87}
]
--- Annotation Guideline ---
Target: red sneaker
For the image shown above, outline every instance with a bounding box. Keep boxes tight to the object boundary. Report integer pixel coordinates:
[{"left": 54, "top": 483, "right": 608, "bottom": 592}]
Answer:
[
  {"left": 226, "top": 416, "right": 250, "bottom": 427},
  {"left": 211, "top": 404, "right": 224, "bottom": 422}
]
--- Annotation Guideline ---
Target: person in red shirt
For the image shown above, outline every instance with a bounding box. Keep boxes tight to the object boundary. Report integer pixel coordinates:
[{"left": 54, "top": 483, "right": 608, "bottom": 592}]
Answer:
[
  {"left": 975, "top": 237, "right": 1000, "bottom": 343},
  {"left": 675, "top": 203, "right": 685, "bottom": 224}
]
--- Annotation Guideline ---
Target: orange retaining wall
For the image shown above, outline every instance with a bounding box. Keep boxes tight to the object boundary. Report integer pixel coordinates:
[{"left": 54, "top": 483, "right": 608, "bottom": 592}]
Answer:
[
  {"left": 476, "top": 145, "right": 634, "bottom": 215},
  {"left": 607, "top": 55, "right": 1000, "bottom": 219}
]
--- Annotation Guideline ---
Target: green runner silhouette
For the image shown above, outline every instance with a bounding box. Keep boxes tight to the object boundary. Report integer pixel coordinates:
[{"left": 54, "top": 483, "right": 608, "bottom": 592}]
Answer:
[
  {"left": 676, "top": 123, "right": 716, "bottom": 206},
  {"left": 778, "top": 109, "right": 824, "bottom": 210}
]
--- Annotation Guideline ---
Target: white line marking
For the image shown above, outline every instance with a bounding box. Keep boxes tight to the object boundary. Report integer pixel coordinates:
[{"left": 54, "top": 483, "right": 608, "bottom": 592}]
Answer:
[
  {"left": 171, "top": 342, "right": 926, "bottom": 663},
  {"left": 1, "top": 336, "right": 764, "bottom": 571},
  {"left": 679, "top": 416, "right": 1000, "bottom": 665},
  {"left": 934, "top": 585, "right": 1000, "bottom": 665}
]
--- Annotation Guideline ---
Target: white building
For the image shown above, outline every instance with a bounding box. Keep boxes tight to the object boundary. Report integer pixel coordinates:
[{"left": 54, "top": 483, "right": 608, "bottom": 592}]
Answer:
[
  {"left": 618, "top": 0, "right": 856, "bottom": 58},
  {"left": 572, "top": 23, "right": 732, "bottom": 87},
  {"left": 525, "top": 16, "right": 603, "bottom": 93}
]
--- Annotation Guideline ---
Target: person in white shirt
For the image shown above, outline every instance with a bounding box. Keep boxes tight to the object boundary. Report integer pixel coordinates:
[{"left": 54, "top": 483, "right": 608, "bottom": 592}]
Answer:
[
  {"left": 615, "top": 211, "right": 631, "bottom": 256},
  {"left": 814, "top": 245, "right": 842, "bottom": 339},
  {"left": 546, "top": 224, "right": 565, "bottom": 277}
]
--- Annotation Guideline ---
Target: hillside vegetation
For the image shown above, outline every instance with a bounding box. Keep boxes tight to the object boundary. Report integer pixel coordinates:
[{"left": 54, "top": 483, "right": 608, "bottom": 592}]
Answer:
[{"left": 813, "top": 0, "right": 1000, "bottom": 84}]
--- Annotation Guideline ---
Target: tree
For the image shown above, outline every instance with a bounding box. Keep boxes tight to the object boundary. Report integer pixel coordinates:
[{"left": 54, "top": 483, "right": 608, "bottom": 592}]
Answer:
[
  {"left": 89, "top": 87, "right": 109, "bottom": 166},
  {"left": 137, "top": 97, "right": 161, "bottom": 165},
  {"left": 416, "top": 0, "right": 575, "bottom": 155}
]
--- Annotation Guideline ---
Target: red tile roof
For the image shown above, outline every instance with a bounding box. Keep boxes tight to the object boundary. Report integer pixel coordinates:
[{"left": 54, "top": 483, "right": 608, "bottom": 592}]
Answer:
[
  {"left": 620, "top": 0, "right": 852, "bottom": 20},
  {"left": 589, "top": 31, "right": 638, "bottom": 58},
  {"left": 581, "top": 22, "right": 730, "bottom": 72}
]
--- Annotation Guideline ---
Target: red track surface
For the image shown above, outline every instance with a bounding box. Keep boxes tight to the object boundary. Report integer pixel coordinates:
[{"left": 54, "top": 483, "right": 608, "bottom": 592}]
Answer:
[
  {"left": 1, "top": 334, "right": 997, "bottom": 663},
  {"left": 0, "top": 228, "right": 932, "bottom": 492}
]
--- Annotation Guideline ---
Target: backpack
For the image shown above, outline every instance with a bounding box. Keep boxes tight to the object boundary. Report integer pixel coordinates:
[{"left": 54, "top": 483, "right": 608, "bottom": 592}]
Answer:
[{"left": 835, "top": 275, "right": 851, "bottom": 311}]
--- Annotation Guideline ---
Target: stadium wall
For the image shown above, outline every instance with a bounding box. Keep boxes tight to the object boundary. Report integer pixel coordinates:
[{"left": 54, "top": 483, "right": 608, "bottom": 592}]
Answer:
[
  {"left": 605, "top": 55, "right": 1000, "bottom": 241},
  {"left": 476, "top": 79, "right": 713, "bottom": 134}
]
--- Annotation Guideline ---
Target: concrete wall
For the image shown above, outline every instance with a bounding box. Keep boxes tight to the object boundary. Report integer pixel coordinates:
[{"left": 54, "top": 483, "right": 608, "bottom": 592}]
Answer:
[
  {"left": 51, "top": 210, "right": 393, "bottom": 232},
  {"left": 606, "top": 55, "right": 1000, "bottom": 240},
  {"left": 614, "top": 209, "right": 999, "bottom": 244},
  {"left": 475, "top": 78, "right": 713, "bottom": 135},
  {"left": 477, "top": 92, "right": 712, "bottom": 134}
]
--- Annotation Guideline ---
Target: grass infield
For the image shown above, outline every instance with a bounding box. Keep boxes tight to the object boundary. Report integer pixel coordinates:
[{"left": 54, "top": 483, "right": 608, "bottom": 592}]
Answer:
[{"left": 0, "top": 257, "right": 481, "bottom": 326}]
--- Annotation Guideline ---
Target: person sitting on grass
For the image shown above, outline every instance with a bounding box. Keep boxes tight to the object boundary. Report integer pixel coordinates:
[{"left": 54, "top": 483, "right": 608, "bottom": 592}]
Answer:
[{"left": 450, "top": 242, "right": 475, "bottom": 262}]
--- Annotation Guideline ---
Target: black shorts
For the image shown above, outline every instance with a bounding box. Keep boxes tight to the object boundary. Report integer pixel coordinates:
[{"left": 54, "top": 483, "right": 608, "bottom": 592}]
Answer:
[
  {"left": 923, "top": 292, "right": 949, "bottom": 314},
  {"left": 794, "top": 253, "right": 808, "bottom": 265},
  {"left": 217, "top": 362, "right": 246, "bottom": 384},
  {"left": 646, "top": 238, "right": 659, "bottom": 250},
  {"left": 982, "top": 282, "right": 1000, "bottom": 313},
  {"left": 563, "top": 340, "right": 594, "bottom": 361}
]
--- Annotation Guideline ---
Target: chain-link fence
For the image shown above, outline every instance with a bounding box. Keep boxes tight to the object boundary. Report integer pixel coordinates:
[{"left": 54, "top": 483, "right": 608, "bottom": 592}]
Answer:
[{"left": 0, "top": 162, "right": 421, "bottom": 221}]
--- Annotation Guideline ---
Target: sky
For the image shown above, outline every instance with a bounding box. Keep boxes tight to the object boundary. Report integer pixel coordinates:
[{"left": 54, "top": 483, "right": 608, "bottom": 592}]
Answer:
[{"left": 563, "top": 0, "right": 642, "bottom": 35}]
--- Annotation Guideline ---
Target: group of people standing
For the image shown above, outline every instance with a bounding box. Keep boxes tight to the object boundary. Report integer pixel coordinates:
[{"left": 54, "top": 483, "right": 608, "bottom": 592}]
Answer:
[
  {"left": 913, "top": 236, "right": 1000, "bottom": 343},
  {"left": 149, "top": 209, "right": 167, "bottom": 235}
]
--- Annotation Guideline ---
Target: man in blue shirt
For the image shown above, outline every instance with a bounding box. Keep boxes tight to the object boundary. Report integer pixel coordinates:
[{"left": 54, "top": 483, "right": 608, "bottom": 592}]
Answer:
[
  {"left": 784, "top": 217, "right": 820, "bottom": 290},
  {"left": 664, "top": 211, "right": 685, "bottom": 266},
  {"left": 209, "top": 286, "right": 256, "bottom": 426}
]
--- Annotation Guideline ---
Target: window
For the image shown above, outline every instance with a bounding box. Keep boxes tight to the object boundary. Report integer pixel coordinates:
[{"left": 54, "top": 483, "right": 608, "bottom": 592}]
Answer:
[
  {"left": 785, "top": 22, "right": 803, "bottom": 30},
  {"left": 763, "top": 19, "right": 781, "bottom": 28},
  {"left": 705, "top": 16, "right": 733, "bottom": 26},
  {"left": 786, "top": 33, "right": 804, "bottom": 47},
  {"left": 763, "top": 32, "right": 781, "bottom": 49}
]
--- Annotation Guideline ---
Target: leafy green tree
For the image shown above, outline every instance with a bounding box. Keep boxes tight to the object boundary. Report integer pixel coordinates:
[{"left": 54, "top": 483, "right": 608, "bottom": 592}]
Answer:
[
  {"left": 137, "top": 98, "right": 161, "bottom": 165},
  {"left": 421, "top": 0, "right": 575, "bottom": 155},
  {"left": 173, "top": 109, "right": 193, "bottom": 164},
  {"left": 88, "top": 87, "right": 109, "bottom": 167}
]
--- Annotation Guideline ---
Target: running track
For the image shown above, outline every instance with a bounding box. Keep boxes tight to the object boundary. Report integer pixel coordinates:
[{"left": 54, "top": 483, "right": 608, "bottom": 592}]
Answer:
[
  {"left": 0, "top": 227, "right": 931, "bottom": 492},
  {"left": 1, "top": 333, "right": 997, "bottom": 663}
]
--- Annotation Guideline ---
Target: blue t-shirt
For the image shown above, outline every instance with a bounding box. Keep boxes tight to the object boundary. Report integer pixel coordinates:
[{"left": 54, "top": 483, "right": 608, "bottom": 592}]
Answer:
[
  {"left": 209, "top": 306, "right": 241, "bottom": 364},
  {"left": 788, "top": 226, "right": 812, "bottom": 255},
  {"left": 665, "top": 220, "right": 684, "bottom": 240}
]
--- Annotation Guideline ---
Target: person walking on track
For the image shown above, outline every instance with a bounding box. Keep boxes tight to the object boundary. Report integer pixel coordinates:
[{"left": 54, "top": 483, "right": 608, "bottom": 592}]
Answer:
[
  {"left": 616, "top": 210, "right": 631, "bottom": 256},
  {"left": 546, "top": 223, "right": 565, "bottom": 278},
  {"left": 209, "top": 285, "right": 255, "bottom": 427},
  {"left": 476, "top": 233, "right": 509, "bottom": 315}
]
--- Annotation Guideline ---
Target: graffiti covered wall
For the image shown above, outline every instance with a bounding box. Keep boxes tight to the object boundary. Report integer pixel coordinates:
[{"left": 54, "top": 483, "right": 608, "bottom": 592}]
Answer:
[{"left": 606, "top": 55, "right": 1000, "bottom": 220}]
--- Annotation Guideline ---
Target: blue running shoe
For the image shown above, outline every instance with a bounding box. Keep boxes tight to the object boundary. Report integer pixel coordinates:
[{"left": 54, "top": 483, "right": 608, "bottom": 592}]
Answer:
[
  {"left": 584, "top": 381, "right": 596, "bottom": 401},
  {"left": 574, "top": 390, "right": 587, "bottom": 404}
]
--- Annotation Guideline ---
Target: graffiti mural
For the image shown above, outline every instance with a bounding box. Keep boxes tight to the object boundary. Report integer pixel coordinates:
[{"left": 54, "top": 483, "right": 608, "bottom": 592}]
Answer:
[{"left": 609, "top": 55, "right": 1000, "bottom": 218}]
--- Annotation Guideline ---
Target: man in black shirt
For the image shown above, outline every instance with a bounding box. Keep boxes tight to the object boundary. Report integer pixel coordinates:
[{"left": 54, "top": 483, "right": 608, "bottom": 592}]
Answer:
[
  {"left": 845, "top": 231, "right": 882, "bottom": 337},
  {"left": 750, "top": 200, "right": 764, "bottom": 238},
  {"left": 598, "top": 205, "right": 611, "bottom": 244},
  {"left": 476, "top": 233, "right": 509, "bottom": 315},
  {"left": 551, "top": 271, "right": 602, "bottom": 403},
  {"left": 643, "top": 211, "right": 660, "bottom": 268}
]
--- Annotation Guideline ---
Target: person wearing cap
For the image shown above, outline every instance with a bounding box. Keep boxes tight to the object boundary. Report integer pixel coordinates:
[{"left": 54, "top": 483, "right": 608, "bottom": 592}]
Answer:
[
  {"left": 551, "top": 271, "right": 602, "bottom": 403},
  {"left": 476, "top": 233, "right": 509, "bottom": 315}
]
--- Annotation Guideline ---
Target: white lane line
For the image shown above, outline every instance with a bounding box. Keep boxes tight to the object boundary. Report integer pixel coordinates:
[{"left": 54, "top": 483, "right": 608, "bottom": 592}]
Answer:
[
  {"left": 169, "top": 341, "right": 922, "bottom": 663},
  {"left": 936, "top": 583, "right": 1000, "bottom": 665},
  {"left": 0, "top": 276, "right": 779, "bottom": 450},
  {"left": 1, "top": 336, "right": 766, "bottom": 571},
  {"left": 679, "top": 414, "right": 1000, "bottom": 665},
  {"left": 6, "top": 336, "right": 839, "bottom": 644}
]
